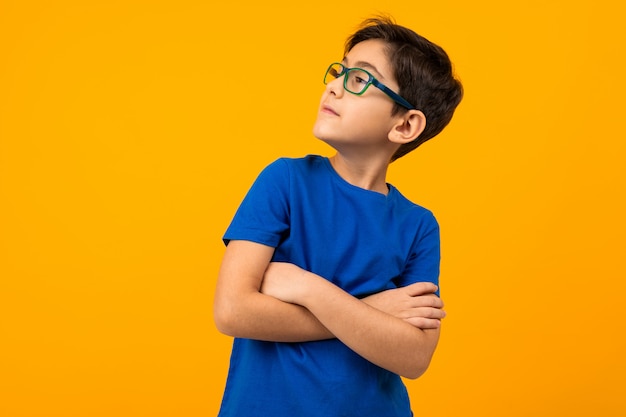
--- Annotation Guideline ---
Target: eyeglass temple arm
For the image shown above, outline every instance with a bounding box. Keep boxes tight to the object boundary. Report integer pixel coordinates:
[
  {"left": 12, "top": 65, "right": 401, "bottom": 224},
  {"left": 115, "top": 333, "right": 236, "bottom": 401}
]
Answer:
[{"left": 370, "top": 79, "right": 416, "bottom": 110}]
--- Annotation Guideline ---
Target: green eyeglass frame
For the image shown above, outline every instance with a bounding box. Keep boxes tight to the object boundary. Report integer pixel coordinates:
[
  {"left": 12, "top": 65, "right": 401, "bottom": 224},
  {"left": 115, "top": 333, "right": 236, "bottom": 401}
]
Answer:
[{"left": 323, "top": 62, "right": 416, "bottom": 110}]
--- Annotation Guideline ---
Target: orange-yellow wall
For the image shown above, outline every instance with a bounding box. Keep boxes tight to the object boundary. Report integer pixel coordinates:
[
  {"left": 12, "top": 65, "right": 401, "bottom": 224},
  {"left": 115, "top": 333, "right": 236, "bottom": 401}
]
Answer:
[{"left": 1, "top": 1, "right": 624, "bottom": 416}]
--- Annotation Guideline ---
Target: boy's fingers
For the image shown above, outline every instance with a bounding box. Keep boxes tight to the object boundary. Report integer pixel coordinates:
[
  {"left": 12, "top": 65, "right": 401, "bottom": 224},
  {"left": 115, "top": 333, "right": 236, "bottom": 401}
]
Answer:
[
  {"left": 403, "top": 281, "right": 438, "bottom": 296},
  {"left": 411, "top": 307, "right": 446, "bottom": 319},
  {"left": 405, "top": 317, "right": 442, "bottom": 330},
  {"left": 412, "top": 295, "right": 444, "bottom": 309}
]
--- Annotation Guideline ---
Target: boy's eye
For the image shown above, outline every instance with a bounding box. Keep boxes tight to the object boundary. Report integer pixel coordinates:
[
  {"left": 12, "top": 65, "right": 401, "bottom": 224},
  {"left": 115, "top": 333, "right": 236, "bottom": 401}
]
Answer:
[
  {"left": 350, "top": 69, "right": 369, "bottom": 84},
  {"left": 347, "top": 69, "right": 370, "bottom": 92}
]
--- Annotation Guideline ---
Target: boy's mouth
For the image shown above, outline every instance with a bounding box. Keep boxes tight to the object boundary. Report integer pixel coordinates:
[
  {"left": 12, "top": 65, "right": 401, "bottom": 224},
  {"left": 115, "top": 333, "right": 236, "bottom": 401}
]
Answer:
[{"left": 321, "top": 104, "right": 339, "bottom": 116}]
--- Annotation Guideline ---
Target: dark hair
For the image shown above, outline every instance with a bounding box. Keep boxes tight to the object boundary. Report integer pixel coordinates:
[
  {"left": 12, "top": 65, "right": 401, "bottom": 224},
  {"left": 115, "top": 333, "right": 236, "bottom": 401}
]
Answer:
[{"left": 345, "top": 16, "right": 464, "bottom": 161}]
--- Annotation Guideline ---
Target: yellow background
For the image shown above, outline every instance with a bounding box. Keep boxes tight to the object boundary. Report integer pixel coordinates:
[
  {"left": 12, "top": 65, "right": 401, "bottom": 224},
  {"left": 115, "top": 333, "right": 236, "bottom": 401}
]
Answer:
[{"left": 1, "top": 0, "right": 624, "bottom": 416}]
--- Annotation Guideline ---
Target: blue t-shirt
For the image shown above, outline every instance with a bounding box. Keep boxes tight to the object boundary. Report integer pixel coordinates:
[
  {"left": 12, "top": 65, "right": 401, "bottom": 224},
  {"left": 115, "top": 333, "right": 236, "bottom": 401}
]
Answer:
[{"left": 219, "top": 155, "right": 440, "bottom": 417}]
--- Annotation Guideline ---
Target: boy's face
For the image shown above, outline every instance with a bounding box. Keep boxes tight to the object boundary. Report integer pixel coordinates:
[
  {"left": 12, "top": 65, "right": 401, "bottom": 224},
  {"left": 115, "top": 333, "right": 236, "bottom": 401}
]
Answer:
[{"left": 313, "top": 39, "right": 402, "bottom": 152}]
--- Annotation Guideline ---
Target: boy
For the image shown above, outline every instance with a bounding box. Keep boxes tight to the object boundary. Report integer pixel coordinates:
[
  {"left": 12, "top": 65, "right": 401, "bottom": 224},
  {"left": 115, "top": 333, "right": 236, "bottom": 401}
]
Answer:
[{"left": 214, "top": 16, "right": 463, "bottom": 417}]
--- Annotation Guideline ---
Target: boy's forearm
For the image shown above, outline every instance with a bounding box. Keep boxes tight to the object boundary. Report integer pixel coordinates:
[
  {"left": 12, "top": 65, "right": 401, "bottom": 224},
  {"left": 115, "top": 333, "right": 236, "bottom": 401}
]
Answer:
[
  {"left": 264, "top": 265, "right": 440, "bottom": 378},
  {"left": 304, "top": 276, "right": 439, "bottom": 378},
  {"left": 214, "top": 290, "right": 334, "bottom": 342},
  {"left": 215, "top": 280, "right": 440, "bottom": 343}
]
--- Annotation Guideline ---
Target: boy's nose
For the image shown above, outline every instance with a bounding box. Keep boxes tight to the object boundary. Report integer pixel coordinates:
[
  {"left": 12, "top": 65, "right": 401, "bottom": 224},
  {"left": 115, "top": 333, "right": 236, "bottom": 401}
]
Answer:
[{"left": 325, "top": 76, "right": 344, "bottom": 98}]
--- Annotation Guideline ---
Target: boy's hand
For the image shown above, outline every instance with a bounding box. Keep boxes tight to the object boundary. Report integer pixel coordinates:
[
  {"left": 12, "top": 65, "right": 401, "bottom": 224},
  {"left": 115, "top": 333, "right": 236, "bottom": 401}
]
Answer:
[{"left": 362, "top": 282, "right": 445, "bottom": 330}]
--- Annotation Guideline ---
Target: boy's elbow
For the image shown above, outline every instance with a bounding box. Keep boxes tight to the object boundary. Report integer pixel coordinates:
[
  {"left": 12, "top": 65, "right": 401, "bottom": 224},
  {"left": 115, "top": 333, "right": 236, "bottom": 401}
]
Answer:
[
  {"left": 213, "top": 287, "right": 263, "bottom": 337},
  {"left": 213, "top": 314, "right": 230, "bottom": 336},
  {"left": 400, "top": 331, "right": 438, "bottom": 379},
  {"left": 401, "top": 359, "right": 431, "bottom": 380},
  {"left": 213, "top": 300, "right": 237, "bottom": 336}
]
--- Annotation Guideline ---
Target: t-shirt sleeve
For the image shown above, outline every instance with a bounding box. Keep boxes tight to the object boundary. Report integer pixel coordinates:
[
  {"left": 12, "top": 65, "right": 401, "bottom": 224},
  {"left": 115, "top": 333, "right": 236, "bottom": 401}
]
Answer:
[
  {"left": 223, "top": 159, "right": 290, "bottom": 248},
  {"left": 395, "top": 210, "right": 441, "bottom": 295}
]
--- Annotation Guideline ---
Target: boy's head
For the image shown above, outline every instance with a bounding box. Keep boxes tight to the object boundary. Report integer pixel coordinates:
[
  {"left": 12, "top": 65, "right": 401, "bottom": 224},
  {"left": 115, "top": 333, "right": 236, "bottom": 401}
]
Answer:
[{"left": 345, "top": 17, "right": 463, "bottom": 161}]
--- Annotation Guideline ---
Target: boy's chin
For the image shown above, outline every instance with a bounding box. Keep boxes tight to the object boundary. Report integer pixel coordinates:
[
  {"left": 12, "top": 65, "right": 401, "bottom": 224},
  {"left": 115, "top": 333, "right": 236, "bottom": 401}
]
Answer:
[
  {"left": 312, "top": 124, "right": 336, "bottom": 144},
  {"left": 314, "top": 135, "right": 333, "bottom": 146},
  {"left": 311, "top": 133, "right": 338, "bottom": 150}
]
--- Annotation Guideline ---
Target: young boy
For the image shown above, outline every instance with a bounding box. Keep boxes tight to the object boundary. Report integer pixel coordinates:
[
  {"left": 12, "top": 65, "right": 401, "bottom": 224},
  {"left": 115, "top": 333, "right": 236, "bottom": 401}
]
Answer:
[{"left": 214, "top": 16, "right": 463, "bottom": 417}]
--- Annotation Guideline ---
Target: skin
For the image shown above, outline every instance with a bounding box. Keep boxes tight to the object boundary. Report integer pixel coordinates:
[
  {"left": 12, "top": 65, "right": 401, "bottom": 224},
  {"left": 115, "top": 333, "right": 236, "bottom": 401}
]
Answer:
[{"left": 214, "top": 39, "right": 444, "bottom": 379}]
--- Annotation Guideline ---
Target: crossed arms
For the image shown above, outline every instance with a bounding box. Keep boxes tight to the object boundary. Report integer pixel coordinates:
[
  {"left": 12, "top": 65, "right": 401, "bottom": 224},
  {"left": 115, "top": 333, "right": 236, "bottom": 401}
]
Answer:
[{"left": 213, "top": 240, "right": 446, "bottom": 379}]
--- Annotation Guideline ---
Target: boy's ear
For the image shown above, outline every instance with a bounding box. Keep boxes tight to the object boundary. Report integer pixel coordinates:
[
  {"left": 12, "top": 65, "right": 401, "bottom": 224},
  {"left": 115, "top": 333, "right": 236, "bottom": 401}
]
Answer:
[{"left": 388, "top": 110, "right": 426, "bottom": 144}]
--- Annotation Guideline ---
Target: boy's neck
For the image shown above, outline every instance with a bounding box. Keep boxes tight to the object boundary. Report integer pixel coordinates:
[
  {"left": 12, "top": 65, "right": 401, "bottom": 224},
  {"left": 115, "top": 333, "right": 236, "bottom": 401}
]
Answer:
[{"left": 328, "top": 154, "right": 390, "bottom": 195}]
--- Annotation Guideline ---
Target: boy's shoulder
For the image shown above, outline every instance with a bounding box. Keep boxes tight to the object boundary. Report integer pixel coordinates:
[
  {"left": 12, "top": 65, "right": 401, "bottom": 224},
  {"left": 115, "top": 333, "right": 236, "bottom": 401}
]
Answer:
[
  {"left": 262, "top": 154, "right": 327, "bottom": 176},
  {"left": 270, "top": 154, "right": 325, "bottom": 167},
  {"left": 389, "top": 184, "right": 436, "bottom": 219},
  {"left": 253, "top": 155, "right": 328, "bottom": 192}
]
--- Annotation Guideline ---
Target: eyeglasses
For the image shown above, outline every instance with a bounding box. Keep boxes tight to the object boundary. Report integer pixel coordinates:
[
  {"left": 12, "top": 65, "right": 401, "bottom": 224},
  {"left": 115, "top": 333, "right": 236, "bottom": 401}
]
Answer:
[{"left": 323, "top": 62, "right": 416, "bottom": 110}]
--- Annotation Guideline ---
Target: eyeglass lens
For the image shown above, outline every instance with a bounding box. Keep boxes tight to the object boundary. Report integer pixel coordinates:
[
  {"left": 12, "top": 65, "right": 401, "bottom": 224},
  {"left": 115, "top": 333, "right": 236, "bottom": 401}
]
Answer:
[{"left": 325, "top": 63, "right": 372, "bottom": 95}]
